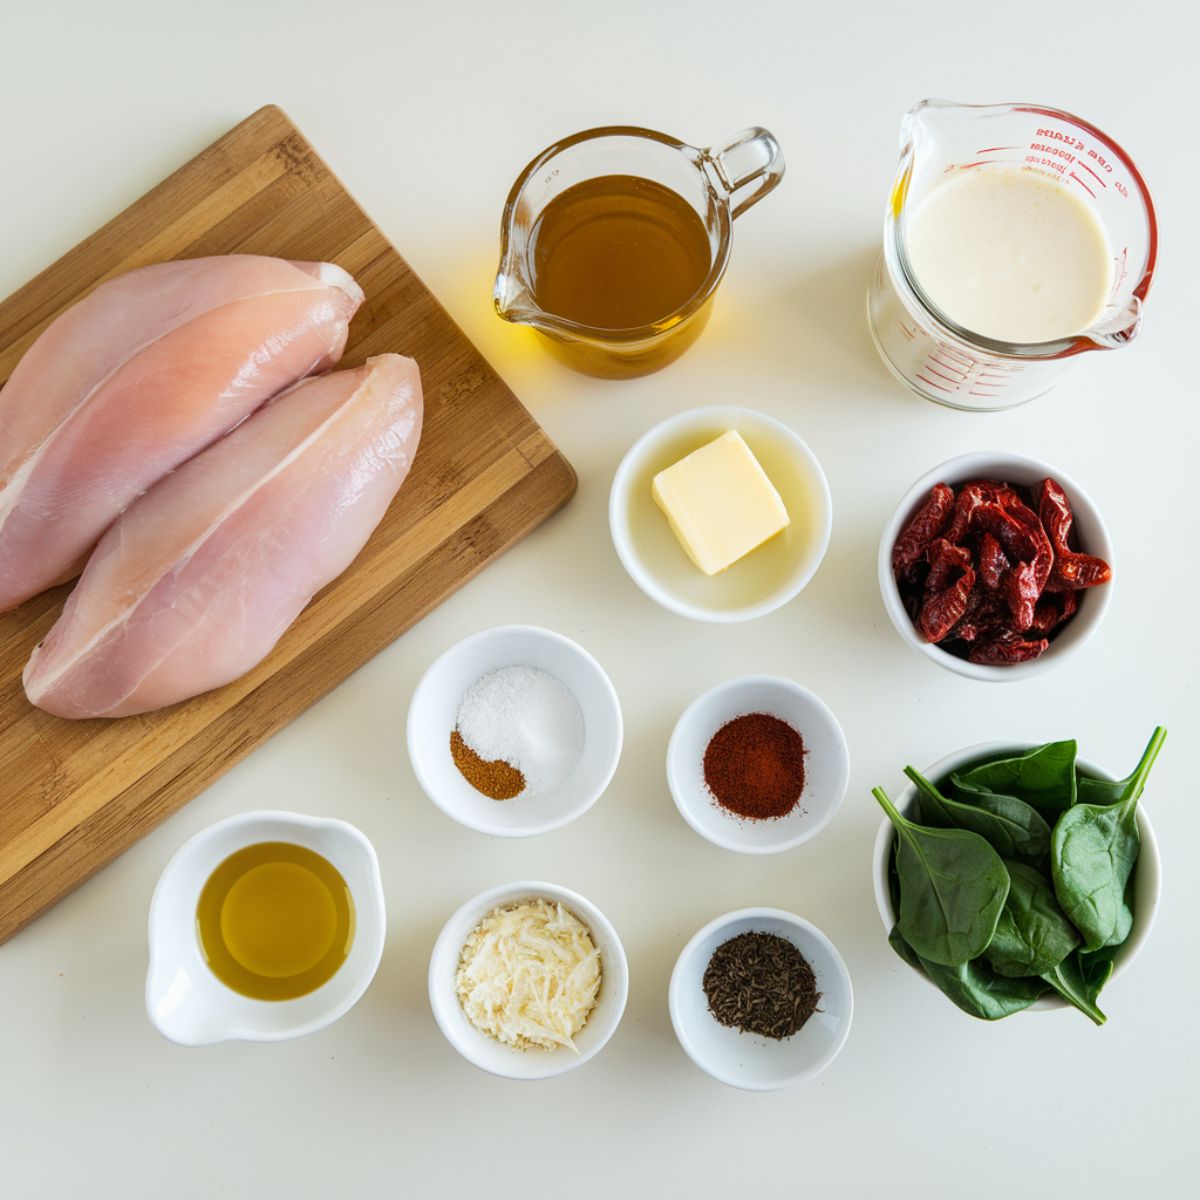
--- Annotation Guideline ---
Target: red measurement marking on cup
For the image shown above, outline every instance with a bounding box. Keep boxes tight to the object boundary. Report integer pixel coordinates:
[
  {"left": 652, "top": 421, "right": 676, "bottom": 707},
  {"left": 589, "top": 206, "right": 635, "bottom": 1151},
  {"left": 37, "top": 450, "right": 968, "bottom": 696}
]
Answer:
[
  {"left": 899, "top": 321, "right": 917, "bottom": 342},
  {"left": 929, "top": 357, "right": 967, "bottom": 377},
  {"left": 1112, "top": 246, "right": 1129, "bottom": 296},
  {"left": 1076, "top": 159, "right": 1107, "bottom": 188},
  {"left": 924, "top": 364, "right": 963, "bottom": 386},
  {"left": 938, "top": 346, "right": 975, "bottom": 369},
  {"left": 1069, "top": 172, "right": 1096, "bottom": 199},
  {"left": 915, "top": 372, "right": 954, "bottom": 393},
  {"left": 976, "top": 146, "right": 1023, "bottom": 154}
]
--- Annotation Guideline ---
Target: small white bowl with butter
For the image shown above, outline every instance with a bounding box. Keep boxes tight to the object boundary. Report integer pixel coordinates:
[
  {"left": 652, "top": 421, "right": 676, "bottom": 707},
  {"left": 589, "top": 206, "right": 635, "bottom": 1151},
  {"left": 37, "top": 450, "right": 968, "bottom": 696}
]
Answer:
[{"left": 609, "top": 407, "right": 833, "bottom": 622}]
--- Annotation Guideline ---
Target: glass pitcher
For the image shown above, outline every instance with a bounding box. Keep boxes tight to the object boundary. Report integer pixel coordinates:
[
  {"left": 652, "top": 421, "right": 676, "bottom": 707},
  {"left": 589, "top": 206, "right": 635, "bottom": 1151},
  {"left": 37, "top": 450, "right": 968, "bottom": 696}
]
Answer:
[
  {"left": 494, "top": 125, "right": 784, "bottom": 378},
  {"left": 867, "top": 100, "right": 1157, "bottom": 410}
]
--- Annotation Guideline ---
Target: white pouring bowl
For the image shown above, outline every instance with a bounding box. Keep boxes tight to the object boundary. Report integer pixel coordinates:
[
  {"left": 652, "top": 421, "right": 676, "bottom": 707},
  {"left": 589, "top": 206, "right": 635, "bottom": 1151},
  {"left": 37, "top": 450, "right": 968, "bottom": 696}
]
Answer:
[
  {"left": 609, "top": 406, "right": 833, "bottom": 623},
  {"left": 666, "top": 675, "right": 849, "bottom": 854},
  {"left": 408, "top": 625, "right": 622, "bottom": 837},
  {"left": 669, "top": 907, "right": 853, "bottom": 1090},
  {"left": 146, "top": 810, "right": 386, "bottom": 1045},
  {"left": 878, "top": 451, "right": 1114, "bottom": 680},
  {"left": 428, "top": 880, "right": 629, "bottom": 1080},
  {"left": 871, "top": 742, "right": 1161, "bottom": 1014}
]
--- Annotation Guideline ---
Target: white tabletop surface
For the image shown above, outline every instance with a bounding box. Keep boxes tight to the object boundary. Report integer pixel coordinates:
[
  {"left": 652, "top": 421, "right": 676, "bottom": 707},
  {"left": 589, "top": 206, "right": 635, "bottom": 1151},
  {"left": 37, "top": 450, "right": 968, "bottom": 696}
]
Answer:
[{"left": 2, "top": 2, "right": 1195, "bottom": 1196}]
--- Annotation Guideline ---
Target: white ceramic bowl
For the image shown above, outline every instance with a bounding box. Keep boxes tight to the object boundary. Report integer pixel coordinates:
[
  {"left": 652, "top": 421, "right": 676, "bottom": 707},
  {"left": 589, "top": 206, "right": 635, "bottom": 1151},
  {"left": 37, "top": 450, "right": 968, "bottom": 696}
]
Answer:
[
  {"left": 609, "top": 406, "right": 833, "bottom": 622},
  {"left": 666, "top": 675, "right": 849, "bottom": 854},
  {"left": 669, "top": 907, "right": 853, "bottom": 1090},
  {"left": 146, "top": 811, "right": 386, "bottom": 1045},
  {"left": 878, "top": 451, "right": 1114, "bottom": 681},
  {"left": 871, "top": 742, "right": 1161, "bottom": 1013},
  {"left": 407, "top": 625, "right": 622, "bottom": 837},
  {"left": 428, "top": 880, "right": 629, "bottom": 1080}
]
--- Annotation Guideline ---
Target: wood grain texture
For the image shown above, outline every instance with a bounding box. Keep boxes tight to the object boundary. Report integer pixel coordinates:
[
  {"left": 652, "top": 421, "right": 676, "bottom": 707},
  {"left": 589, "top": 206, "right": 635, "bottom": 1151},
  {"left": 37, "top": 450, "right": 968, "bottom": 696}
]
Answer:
[{"left": 0, "top": 105, "right": 576, "bottom": 943}]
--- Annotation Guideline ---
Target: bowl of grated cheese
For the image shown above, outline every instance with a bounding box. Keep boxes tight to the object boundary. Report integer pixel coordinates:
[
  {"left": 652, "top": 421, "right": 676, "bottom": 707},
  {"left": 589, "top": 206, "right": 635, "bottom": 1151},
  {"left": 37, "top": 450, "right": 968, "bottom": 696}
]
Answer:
[{"left": 428, "top": 880, "right": 629, "bottom": 1080}]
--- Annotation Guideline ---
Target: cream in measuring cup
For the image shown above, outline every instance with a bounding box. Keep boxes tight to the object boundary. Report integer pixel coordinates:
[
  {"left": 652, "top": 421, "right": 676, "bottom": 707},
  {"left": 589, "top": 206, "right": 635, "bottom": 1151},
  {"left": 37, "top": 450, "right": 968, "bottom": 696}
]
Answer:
[
  {"left": 906, "top": 167, "right": 1113, "bottom": 344},
  {"left": 869, "top": 100, "right": 1157, "bottom": 410}
]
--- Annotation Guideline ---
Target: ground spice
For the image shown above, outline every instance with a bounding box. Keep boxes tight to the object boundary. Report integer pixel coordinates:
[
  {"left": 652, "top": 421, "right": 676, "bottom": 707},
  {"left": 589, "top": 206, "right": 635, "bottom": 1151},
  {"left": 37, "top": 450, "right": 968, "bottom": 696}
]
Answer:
[
  {"left": 703, "top": 712, "right": 806, "bottom": 820},
  {"left": 450, "top": 729, "right": 526, "bottom": 800},
  {"left": 702, "top": 931, "right": 820, "bottom": 1040}
]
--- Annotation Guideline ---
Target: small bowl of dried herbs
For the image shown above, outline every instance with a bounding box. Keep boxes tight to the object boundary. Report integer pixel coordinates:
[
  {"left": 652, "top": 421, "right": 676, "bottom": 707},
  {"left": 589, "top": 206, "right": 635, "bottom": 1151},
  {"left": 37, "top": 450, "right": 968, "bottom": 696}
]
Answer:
[{"left": 668, "top": 907, "right": 853, "bottom": 1090}]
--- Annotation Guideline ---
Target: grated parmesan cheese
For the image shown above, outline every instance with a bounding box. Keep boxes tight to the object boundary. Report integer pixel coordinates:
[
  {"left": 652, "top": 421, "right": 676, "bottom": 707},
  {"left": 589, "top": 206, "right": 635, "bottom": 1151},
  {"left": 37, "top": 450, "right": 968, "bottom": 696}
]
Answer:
[{"left": 455, "top": 898, "right": 601, "bottom": 1052}]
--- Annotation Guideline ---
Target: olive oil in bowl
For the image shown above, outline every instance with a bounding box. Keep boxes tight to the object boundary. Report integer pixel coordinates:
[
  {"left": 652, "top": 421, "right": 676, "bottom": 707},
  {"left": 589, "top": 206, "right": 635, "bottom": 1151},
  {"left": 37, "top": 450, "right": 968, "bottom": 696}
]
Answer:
[{"left": 196, "top": 842, "right": 354, "bottom": 1001}]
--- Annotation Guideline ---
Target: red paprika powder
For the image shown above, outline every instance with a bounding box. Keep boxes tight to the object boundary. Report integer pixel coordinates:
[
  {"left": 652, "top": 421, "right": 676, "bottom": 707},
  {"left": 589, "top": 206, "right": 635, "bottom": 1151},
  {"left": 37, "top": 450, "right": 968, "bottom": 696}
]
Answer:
[{"left": 703, "top": 712, "right": 807, "bottom": 820}]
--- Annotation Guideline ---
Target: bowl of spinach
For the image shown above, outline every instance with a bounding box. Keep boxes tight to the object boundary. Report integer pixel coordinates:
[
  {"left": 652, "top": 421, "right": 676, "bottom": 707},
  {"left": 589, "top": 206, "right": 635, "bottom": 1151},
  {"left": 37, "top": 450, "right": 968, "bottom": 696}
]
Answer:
[{"left": 870, "top": 731, "right": 1164, "bottom": 1023}]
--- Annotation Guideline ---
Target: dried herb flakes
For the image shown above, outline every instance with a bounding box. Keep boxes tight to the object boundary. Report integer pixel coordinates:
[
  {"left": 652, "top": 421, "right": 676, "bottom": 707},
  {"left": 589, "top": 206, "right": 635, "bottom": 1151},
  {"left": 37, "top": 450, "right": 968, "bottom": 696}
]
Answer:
[{"left": 702, "top": 931, "right": 820, "bottom": 1040}]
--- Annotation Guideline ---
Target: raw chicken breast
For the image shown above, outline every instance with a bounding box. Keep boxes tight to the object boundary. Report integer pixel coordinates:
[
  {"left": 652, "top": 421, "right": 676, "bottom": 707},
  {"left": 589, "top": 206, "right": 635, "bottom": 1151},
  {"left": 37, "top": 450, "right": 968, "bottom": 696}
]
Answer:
[
  {"left": 0, "top": 254, "right": 364, "bottom": 611},
  {"left": 24, "top": 354, "right": 422, "bottom": 719}
]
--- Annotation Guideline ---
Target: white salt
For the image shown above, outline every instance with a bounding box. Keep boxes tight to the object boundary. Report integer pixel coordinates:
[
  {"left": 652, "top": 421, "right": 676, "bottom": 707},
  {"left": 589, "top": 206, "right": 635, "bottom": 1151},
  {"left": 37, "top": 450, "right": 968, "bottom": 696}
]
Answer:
[{"left": 455, "top": 665, "right": 585, "bottom": 798}]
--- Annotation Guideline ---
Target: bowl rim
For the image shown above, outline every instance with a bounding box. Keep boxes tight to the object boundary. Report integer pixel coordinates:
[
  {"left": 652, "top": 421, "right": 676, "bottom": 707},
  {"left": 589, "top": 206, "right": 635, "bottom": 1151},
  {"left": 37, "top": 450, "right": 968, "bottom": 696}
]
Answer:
[
  {"left": 608, "top": 404, "right": 834, "bottom": 624},
  {"left": 427, "top": 879, "right": 630, "bottom": 1080},
  {"left": 668, "top": 905, "right": 854, "bottom": 1090},
  {"left": 877, "top": 450, "right": 1114, "bottom": 681},
  {"left": 145, "top": 809, "right": 387, "bottom": 1044},
  {"left": 870, "top": 740, "right": 1161, "bottom": 1008},
  {"left": 406, "top": 624, "right": 623, "bottom": 838},
  {"left": 665, "top": 674, "right": 850, "bottom": 854}
]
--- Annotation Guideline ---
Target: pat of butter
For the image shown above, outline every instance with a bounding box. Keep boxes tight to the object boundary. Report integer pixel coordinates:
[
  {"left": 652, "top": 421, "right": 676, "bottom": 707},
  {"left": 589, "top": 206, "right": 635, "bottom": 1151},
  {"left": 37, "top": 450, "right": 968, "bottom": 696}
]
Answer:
[{"left": 651, "top": 430, "right": 789, "bottom": 575}]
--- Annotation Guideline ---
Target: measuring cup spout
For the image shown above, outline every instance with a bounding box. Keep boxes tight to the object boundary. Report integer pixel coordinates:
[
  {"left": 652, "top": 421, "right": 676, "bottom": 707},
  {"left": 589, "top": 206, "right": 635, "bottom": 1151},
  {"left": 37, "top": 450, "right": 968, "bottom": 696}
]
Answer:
[
  {"left": 146, "top": 959, "right": 229, "bottom": 1046},
  {"left": 492, "top": 265, "right": 539, "bottom": 327}
]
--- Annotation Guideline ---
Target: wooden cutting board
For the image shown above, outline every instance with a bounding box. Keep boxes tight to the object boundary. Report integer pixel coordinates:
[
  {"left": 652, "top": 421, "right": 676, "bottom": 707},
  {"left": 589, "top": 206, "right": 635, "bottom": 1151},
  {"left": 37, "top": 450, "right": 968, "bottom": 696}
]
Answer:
[{"left": 0, "top": 105, "right": 576, "bottom": 944}]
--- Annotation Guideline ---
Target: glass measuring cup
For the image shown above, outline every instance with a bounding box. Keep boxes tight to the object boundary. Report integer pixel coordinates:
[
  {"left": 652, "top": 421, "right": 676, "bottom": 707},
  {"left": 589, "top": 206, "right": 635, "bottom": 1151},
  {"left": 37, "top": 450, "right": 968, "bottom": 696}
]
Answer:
[
  {"left": 867, "top": 100, "right": 1157, "bottom": 410},
  {"left": 494, "top": 125, "right": 784, "bottom": 378}
]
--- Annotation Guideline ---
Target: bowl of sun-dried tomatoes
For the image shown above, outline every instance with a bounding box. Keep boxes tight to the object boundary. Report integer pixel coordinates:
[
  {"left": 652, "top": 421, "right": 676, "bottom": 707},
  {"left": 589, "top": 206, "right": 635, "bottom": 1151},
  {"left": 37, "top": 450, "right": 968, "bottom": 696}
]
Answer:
[{"left": 878, "top": 452, "right": 1114, "bottom": 679}]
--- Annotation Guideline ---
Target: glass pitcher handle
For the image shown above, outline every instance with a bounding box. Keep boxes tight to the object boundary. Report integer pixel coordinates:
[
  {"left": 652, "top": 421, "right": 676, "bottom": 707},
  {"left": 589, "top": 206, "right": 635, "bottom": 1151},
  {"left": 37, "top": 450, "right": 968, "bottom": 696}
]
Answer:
[{"left": 707, "top": 128, "right": 785, "bottom": 219}]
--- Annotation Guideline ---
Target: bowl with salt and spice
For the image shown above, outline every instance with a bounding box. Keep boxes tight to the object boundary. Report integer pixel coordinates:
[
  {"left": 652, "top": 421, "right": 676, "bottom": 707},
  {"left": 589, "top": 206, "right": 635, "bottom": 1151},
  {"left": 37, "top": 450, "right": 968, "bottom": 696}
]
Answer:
[
  {"left": 407, "top": 625, "right": 622, "bottom": 837},
  {"left": 669, "top": 907, "right": 853, "bottom": 1090},
  {"left": 666, "top": 676, "right": 849, "bottom": 853}
]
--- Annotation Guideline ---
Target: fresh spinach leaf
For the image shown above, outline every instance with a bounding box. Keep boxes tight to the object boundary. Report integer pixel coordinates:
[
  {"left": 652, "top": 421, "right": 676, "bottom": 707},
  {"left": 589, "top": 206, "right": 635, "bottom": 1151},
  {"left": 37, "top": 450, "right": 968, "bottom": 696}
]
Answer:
[
  {"left": 907, "top": 766, "right": 1051, "bottom": 865},
  {"left": 889, "top": 926, "right": 1046, "bottom": 1020},
  {"left": 984, "top": 860, "right": 1078, "bottom": 978},
  {"left": 1041, "top": 951, "right": 1107, "bottom": 1025},
  {"left": 1051, "top": 728, "right": 1166, "bottom": 951},
  {"left": 952, "top": 740, "right": 1078, "bottom": 818},
  {"left": 1076, "top": 726, "right": 1168, "bottom": 807},
  {"left": 1078, "top": 945, "right": 1118, "bottom": 1002},
  {"left": 873, "top": 786, "right": 1010, "bottom": 967}
]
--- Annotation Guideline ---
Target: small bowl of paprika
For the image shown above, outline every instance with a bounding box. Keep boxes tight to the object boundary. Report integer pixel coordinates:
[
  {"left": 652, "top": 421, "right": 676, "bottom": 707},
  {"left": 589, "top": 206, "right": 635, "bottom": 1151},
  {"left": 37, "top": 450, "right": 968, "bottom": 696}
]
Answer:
[
  {"left": 666, "top": 675, "right": 850, "bottom": 854},
  {"left": 879, "top": 451, "right": 1115, "bottom": 681}
]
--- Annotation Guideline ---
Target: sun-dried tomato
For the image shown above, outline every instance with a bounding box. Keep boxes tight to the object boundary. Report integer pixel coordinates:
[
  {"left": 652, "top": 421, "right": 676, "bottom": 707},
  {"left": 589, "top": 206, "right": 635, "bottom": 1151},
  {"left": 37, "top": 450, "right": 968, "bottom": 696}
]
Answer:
[
  {"left": 1039, "top": 477, "right": 1074, "bottom": 552},
  {"left": 918, "top": 564, "right": 976, "bottom": 643},
  {"left": 893, "top": 483, "right": 954, "bottom": 582},
  {"left": 1030, "top": 589, "right": 1079, "bottom": 635},
  {"left": 973, "top": 502, "right": 1039, "bottom": 562},
  {"left": 943, "top": 480, "right": 1022, "bottom": 544},
  {"left": 925, "top": 538, "right": 973, "bottom": 593},
  {"left": 968, "top": 628, "right": 1050, "bottom": 665},
  {"left": 1046, "top": 554, "right": 1113, "bottom": 592},
  {"left": 952, "top": 588, "right": 1007, "bottom": 642},
  {"left": 1005, "top": 561, "right": 1039, "bottom": 632},
  {"left": 1039, "top": 476, "right": 1112, "bottom": 592},
  {"left": 978, "top": 534, "right": 1010, "bottom": 591},
  {"left": 1005, "top": 502, "right": 1053, "bottom": 593}
]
